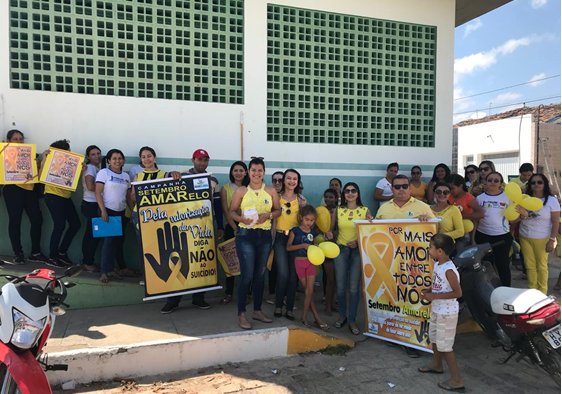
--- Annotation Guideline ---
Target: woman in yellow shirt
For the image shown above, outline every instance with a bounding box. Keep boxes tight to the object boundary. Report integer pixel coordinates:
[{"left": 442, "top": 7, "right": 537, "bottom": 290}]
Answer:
[
  {"left": 326, "top": 182, "right": 373, "bottom": 335},
  {"left": 273, "top": 169, "right": 307, "bottom": 320},
  {"left": 2, "top": 130, "right": 48, "bottom": 265},
  {"left": 229, "top": 158, "right": 281, "bottom": 330},
  {"left": 410, "top": 166, "right": 428, "bottom": 201},
  {"left": 430, "top": 182, "right": 465, "bottom": 244}
]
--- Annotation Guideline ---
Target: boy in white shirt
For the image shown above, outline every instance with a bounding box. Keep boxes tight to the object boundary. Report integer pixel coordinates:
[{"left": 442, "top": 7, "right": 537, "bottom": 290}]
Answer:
[{"left": 419, "top": 234, "right": 465, "bottom": 393}]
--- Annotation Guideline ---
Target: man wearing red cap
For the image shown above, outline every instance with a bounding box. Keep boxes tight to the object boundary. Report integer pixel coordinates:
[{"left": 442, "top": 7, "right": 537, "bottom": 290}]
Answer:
[{"left": 161, "top": 149, "right": 224, "bottom": 313}]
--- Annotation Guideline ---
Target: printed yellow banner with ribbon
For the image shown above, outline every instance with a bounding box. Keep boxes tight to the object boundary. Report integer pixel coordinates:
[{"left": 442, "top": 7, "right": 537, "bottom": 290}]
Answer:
[
  {"left": 0, "top": 143, "right": 38, "bottom": 185},
  {"left": 133, "top": 174, "right": 220, "bottom": 300},
  {"left": 356, "top": 219, "right": 439, "bottom": 353},
  {"left": 39, "top": 148, "right": 84, "bottom": 191}
]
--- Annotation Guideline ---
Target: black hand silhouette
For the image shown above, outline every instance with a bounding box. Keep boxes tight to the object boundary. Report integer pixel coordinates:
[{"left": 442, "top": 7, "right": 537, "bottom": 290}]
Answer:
[
  {"left": 144, "top": 222, "right": 190, "bottom": 282},
  {"left": 415, "top": 320, "right": 430, "bottom": 345}
]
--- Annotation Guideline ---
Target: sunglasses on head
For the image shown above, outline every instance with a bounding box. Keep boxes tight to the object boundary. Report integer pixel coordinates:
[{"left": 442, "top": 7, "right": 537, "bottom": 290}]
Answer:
[
  {"left": 487, "top": 178, "right": 501, "bottom": 183},
  {"left": 435, "top": 189, "right": 451, "bottom": 196},
  {"left": 344, "top": 188, "right": 357, "bottom": 194},
  {"left": 411, "top": 171, "right": 421, "bottom": 175},
  {"left": 392, "top": 184, "right": 409, "bottom": 190},
  {"left": 467, "top": 170, "right": 476, "bottom": 174},
  {"left": 480, "top": 167, "right": 491, "bottom": 172},
  {"left": 530, "top": 180, "right": 544, "bottom": 185},
  {"left": 250, "top": 156, "right": 264, "bottom": 160}
]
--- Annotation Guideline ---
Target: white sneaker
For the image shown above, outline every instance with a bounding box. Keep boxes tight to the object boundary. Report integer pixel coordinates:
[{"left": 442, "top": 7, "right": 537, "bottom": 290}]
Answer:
[
  {"left": 139, "top": 281, "right": 145, "bottom": 286},
  {"left": 266, "top": 296, "right": 275, "bottom": 305}
]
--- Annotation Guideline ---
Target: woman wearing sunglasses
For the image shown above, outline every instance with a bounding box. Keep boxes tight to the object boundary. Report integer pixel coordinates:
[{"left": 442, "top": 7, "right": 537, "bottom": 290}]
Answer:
[
  {"left": 273, "top": 169, "right": 307, "bottom": 320},
  {"left": 469, "top": 160, "right": 496, "bottom": 197},
  {"left": 473, "top": 172, "right": 527, "bottom": 287},
  {"left": 426, "top": 163, "right": 451, "bottom": 203},
  {"left": 430, "top": 183, "right": 464, "bottom": 247},
  {"left": 410, "top": 166, "right": 427, "bottom": 202},
  {"left": 519, "top": 174, "right": 560, "bottom": 294},
  {"left": 464, "top": 165, "right": 479, "bottom": 188},
  {"left": 326, "top": 183, "right": 373, "bottom": 335}
]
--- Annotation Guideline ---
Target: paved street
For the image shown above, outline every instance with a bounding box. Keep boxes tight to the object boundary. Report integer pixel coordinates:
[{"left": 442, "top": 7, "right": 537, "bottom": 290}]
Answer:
[{"left": 53, "top": 330, "right": 559, "bottom": 394}]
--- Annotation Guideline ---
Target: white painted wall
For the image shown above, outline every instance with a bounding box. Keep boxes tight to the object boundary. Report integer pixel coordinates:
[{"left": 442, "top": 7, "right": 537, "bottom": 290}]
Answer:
[
  {"left": 0, "top": 0, "right": 455, "bottom": 168},
  {"left": 456, "top": 115, "right": 533, "bottom": 175}
]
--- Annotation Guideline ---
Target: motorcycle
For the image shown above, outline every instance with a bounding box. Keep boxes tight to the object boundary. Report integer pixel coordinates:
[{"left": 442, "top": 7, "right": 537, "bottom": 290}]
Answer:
[
  {"left": 0, "top": 265, "right": 81, "bottom": 393},
  {"left": 455, "top": 242, "right": 561, "bottom": 387}
]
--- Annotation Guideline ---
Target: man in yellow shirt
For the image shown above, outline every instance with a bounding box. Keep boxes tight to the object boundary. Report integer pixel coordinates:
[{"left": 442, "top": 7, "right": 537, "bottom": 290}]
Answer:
[
  {"left": 375, "top": 175, "right": 435, "bottom": 221},
  {"left": 509, "top": 163, "right": 533, "bottom": 191}
]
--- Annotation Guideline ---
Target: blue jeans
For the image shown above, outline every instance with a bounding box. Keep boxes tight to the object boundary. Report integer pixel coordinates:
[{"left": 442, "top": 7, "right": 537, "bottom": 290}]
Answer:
[
  {"left": 274, "top": 232, "right": 297, "bottom": 311},
  {"left": 100, "top": 208, "right": 127, "bottom": 274},
  {"left": 235, "top": 227, "right": 272, "bottom": 315},
  {"left": 334, "top": 245, "right": 361, "bottom": 323},
  {"left": 45, "top": 193, "right": 81, "bottom": 258}
]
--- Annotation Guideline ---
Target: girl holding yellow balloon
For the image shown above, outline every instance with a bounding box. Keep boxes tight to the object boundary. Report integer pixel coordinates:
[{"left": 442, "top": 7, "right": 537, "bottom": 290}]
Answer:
[
  {"left": 286, "top": 205, "right": 330, "bottom": 331},
  {"left": 518, "top": 174, "right": 561, "bottom": 294},
  {"left": 473, "top": 172, "right": 528, "bottom": 287},
  {"left": 326, "top": 182, "right": 373, "bottom": 335},
  {"left": 319, "top": 189, "right": 338, "bottom": 315}
]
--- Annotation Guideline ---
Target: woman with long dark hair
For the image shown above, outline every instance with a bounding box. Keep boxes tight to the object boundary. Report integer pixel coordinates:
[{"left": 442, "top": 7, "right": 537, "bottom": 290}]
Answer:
[
  {"left": 81, "top": 145, "right": 102, "bottom": 272},
  {"left": 326, "top": 182, "right": 373, "bottom": 335},
  {"left": 464, "top": 165, "right": 479, "bottom": 189},
  {"left": 469, "top": 160, "right": 496, "bottom": 197},
  {"left": 426, "top": 163, "right": 451, "bottom": 203}
]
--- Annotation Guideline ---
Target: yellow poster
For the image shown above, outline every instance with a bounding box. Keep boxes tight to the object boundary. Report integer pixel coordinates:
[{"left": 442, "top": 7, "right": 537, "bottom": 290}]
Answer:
[
  {"left": 357, "top": 219, "right": 439, "bottom": 353},
  {"left": 39, "top": 148, "right": 84, "bottom": 191},
  {"left": 0, "top": 143, "right": 38, "bottom": 185},
  {"left": 134, "top": 174, "right": 220, "bottom": 300},
  {"left": 217, "top": 237, "right": 241, "bottom": 277}
]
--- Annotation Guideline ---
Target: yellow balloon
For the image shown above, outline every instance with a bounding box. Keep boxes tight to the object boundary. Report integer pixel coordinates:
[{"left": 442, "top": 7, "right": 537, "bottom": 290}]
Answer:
[
  {"left": 462, "top": 219, "right": 474, "bottom": 233},
  {"left": 520, "top": 197, "right": 543, "bottom": 211},
  {"left": 505, "top": 182, "right": 523, "bottom": 203},
  {"left": 314, "top": 234, "right": 325, "bottom": 244},
  {"left": 319, "top": 241, "right": 340, "bottom": 259},
  {"left": 521, "top": 194, "right": 530, "bottom": 199},
  {"left": 307, "top": 245, "right": 325, "bottom": 266},
  {"left": 316, "top": 206, "right": 331, "bottom": 232},
  {"left": 504, "top": 204, "right": 519, "bottom": 221}
]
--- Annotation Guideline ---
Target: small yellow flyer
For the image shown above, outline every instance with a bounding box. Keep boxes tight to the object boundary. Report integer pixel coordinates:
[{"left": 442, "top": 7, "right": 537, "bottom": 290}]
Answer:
[{"left": 39, "top": 148, "right": 84, "bottom": 191}]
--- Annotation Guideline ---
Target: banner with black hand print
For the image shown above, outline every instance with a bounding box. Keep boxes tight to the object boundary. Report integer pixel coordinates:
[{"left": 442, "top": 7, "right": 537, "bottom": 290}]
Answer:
[
  {"left": 356, "top": 219, "right": 439, "bottom": 353},
  {"left": 134, "top": 174, "right": 221, "bottom": 300}
]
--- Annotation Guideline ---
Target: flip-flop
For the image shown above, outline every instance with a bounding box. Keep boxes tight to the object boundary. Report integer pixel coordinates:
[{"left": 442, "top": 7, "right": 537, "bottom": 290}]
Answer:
[
  {"left": 438, "top": 381, "right": 466, "bottom": 392},
  {"left": 118, "top": 268, "right": 140, "bottom": 277},
  {"left": 314, "top": 321, "right": 330, "bottom": 331},
  {"left": 220, "top": 295, "right": 232, "bottom": 305},
  {"left": 107, "top": 271, "right": 123, "bottom": 280},
  {"left": 300, "top": 320, "right": 311, "bottom": 328},
  {"left": 418, "top": 366, "right": 444, "bottom": 374},
  {"left": 349, "top": 325, "right": 361, "bottom": 335}
]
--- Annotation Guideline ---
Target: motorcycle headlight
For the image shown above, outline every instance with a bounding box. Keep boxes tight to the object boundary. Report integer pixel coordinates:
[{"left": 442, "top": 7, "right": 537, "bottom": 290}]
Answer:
[{"left": 11, "top": 309, "right": 45, "bottom": 350}]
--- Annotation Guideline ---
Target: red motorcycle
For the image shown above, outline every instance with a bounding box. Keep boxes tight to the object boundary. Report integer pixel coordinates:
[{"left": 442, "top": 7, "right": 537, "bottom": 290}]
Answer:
[{"left": 0, "top": 266, "right": 81, "bottom": 393}]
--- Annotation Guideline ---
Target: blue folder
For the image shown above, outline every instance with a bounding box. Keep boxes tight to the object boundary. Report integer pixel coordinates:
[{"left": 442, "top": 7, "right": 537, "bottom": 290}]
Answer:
[{"left": 92, "top": 217, "right": 123, "bottom": 238}]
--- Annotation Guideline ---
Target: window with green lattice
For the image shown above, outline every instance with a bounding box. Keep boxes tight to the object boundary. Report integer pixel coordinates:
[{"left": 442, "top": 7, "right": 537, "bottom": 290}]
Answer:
[
  {"left": 9, "top": 0, "right": 244, "bottom": 104},
  {"left": 267, "top": 5, "right": 436, "bottom": 147}
]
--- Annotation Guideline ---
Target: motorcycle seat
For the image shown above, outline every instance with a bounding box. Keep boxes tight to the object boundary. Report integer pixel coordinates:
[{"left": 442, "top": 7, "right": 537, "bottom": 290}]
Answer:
[{"left": 491, "top": 287, "right": 552, "bottom": 315}]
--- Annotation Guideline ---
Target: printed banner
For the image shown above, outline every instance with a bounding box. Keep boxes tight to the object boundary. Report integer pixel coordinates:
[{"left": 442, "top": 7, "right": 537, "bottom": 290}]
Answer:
[
  {"left": 134, "top": 174, "right": 220, "bottom": 300},
  {"left": 0, "top": 143, "right": 38, "bottom": 185},
  {"left": 39, "top": 148, "right": 84, "bottom": 191},
  {"left": 356, "top": 219, "right": 439, "bottom": 353},
  {"left": 217, "top": 237, "right": 241, "bottom": 277}
]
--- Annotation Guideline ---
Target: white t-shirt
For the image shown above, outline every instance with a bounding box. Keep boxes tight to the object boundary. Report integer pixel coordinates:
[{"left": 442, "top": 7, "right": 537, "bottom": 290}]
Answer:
[
  {"left": 376, "top": 178, "right": 393, "bottom": 205},
  {"left": 95, "top": 169, "right": 131, "bottom": 212},
  {"left": 477, "top": 192, "right": 511, "bottom": 236},
  {"left": 431, "top": 260, "right": 460, "bottom": 315},
  {"left": 82, "top": 164, "right": 99, "bottom": 203},
  {"left": 520, "top": 196, "right": 561, "bottom": 239}
]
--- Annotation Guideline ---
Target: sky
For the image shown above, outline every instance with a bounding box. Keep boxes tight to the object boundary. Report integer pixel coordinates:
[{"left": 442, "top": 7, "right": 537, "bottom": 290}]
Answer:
[{"left": 452, "top": 0, "right": 561, "bottom": 124}]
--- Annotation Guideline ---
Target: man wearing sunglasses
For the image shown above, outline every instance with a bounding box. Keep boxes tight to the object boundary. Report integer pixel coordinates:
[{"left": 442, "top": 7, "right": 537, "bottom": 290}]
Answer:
[{"left": 375, "top": 175, "right": 435, "bottom": 222}]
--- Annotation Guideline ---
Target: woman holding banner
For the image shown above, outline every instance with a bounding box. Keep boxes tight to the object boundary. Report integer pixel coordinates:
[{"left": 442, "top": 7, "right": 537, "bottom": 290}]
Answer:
[
  {"left": 229, "top": 157, "right": 281, "bottom": 330},
  {"left": 81, "top": 145, "right": 102, "bottom": 272},
  {"left": 219, "top": 161, "right": 250, "bottom": 305},
  {"left": 2, "top": 130, "right": 48, "bottom": 265},
  {"left": 326, "top": 182, "right": 373, "bottom": 335},
  {"left": 95, "top": 149, "right": 131, "bottom": 283}
]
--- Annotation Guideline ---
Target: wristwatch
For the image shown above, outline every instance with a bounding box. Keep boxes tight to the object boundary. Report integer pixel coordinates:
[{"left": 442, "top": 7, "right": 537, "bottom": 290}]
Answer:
[{"left": 549, "top": 237, "right": 556, "bottom": 241}]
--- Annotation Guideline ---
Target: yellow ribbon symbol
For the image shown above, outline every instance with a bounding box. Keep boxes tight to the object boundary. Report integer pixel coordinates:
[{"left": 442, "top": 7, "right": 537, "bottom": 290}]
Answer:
[
  {"left": 166, "top": 251, "right": 188, "bottom": 285},
  {"left": 363, "top": 231, "right": 398, "bottom": 302}
]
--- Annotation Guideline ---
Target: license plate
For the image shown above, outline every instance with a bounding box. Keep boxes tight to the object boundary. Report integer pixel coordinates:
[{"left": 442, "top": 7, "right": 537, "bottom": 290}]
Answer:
[{"left": 542, "top": 324, "right": 561, "bottom": 349}]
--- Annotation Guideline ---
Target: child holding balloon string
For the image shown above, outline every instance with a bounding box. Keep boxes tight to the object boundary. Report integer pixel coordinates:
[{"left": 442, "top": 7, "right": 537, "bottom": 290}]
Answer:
[{"left": 286, "top": 204, "right": 330, "bottom": 331}]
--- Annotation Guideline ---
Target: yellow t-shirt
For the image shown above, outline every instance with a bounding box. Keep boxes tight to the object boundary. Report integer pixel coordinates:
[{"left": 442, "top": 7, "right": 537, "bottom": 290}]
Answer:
[
  {"left": 223, "top": 183, "right": 237, "bottom": 211},
  {"left": 375, "top": 197, "right": 435, "bottom": 220},
  {"left": 410, "top": 181, "right": 428, "bottom": 201},
  {"left": 133, "top": 170, "right": 167, "bottom": 212},
  {"left": 336, "top": 206, "right": 368, "bottom": 245},
  {"left": 276, "top": 195, "right": 307, "bottom": 232},
  {"left": 17, "top": 183, "right": 35, "bottom": 191},
  {"left": 44, "top": 184, "right": 72, "bottom": 199},
  {"left": 432, "top": 204, "right": 464, "bottom": 240},
  {"left": 509, "top": 177, "right": 526, "bottom": 190},
  {"left": 239, "top": 184, "right": 273, "bottom": 230}
]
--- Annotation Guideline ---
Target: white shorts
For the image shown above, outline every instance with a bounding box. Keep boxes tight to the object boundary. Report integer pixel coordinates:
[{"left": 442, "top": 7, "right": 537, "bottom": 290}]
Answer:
[{"left": 429, "top": 312, "right": 458, "bottom": 352}]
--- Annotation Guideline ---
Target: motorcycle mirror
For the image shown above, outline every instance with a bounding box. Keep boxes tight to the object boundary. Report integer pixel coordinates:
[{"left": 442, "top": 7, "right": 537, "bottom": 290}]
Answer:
[
  {"left": 63, "top": 282, "right": 77, "bottom": 288},
  {"left": 1, "top": 275, "right": 18, "bottom": 282},
  {"left": 64, "top": 266, "right": 83, "bottom": 278}
]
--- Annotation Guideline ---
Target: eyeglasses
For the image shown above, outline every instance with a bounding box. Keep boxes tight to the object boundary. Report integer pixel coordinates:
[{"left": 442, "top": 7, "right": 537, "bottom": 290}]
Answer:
[
  {"left": 479, "top": 167, "right": 491, "bottom": 172},
  {"left": 272, "top": 179, "right": 283, "bottom": 184},
  {"left": 530, "top": 180, "right": 544, "bottom": 185},
  {"left": 411, "top": 171, "right": 421, "bottom": 175},
  {"left": 250, "top": 156, "right": 264, "bottom": 160},
  {"left": 487, "top": 178, "right": 501, "bottom": 183},
  {"left": 467, "top": 170, "right": 476, "bottom": 175},
  {"left": 392, "top": 184, "right": 409, "bottom": 190},
  {"left": 344, "top": 189, "right": 357, "bottom": 194},
  {"left": 435, "top": 189, "right": 451, "bottom": 196}
]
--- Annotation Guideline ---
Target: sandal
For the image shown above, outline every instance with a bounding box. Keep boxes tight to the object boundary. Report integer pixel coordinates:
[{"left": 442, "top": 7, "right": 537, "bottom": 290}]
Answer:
[
  {"left": 314, "top": 321, "right": 330, "bottom": 331},
  {"left": 220, "top": 295, "right": 232, "bottom": 305},
  {"left": 107, "top": 271, "right": 123, "bottom": 280},
  {"left": 437, "top": 382, "right": 466, "bottom": 392},
  {"left": 418, "top": 366, "right": 444, "bottom": 374},
  {"left": 99, "top": 274, "right": 109, "bottom": 283},
  {"left": 334, "top": 318, "right": 347, "bottom": 329},
  {"left": 117, "top": 268, "right": 140, "bottom": 277},
  {"left": 285, "top": 312, "right": 295, "bottom": 321},
  {"left": 349, "top": 325, "right": 361, "bottom": 335},
  {"left": 83, "top": 264, "right": 100, "bottom": 273},
  {"left": 300, "top": 320, "right": 311, "bottom": 328}
]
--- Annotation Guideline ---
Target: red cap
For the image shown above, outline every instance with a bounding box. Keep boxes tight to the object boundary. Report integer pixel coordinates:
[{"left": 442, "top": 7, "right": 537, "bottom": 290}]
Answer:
[{"left": 192, "top": 149, "right": 210, "bottom": 159}]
